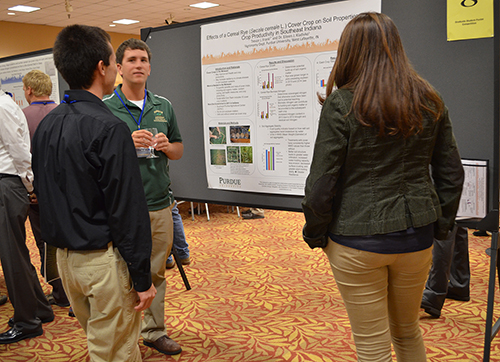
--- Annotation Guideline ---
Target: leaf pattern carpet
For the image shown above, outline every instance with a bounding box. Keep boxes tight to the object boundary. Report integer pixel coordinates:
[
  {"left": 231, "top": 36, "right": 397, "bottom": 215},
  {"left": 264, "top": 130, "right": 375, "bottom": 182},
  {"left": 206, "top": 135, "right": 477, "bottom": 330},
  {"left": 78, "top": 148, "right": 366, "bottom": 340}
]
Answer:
[{"left": 0, "top": 203, "right": 499, "bottom": 361}]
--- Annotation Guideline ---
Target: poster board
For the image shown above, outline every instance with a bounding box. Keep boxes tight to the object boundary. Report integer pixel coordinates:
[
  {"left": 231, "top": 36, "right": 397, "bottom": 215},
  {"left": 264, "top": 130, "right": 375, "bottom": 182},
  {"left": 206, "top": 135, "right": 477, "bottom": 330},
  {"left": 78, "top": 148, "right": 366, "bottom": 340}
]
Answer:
[
  {"left": 457, "top": 159, "right": 488, "bottom": 219},
  {"left": 142, "top": 0, "right": 498, "bottom": 213},
  {"left": 0, "top": 49, "right": 67, "bottom": 106},
  {"left": 200, "top": 0, "right": 380, "bottom": 196}
]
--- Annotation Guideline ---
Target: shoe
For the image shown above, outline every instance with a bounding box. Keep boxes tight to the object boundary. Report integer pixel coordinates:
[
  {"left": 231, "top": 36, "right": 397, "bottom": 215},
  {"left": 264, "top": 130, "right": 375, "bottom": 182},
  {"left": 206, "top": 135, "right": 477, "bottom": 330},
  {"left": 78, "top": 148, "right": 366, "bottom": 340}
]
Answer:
[
  {"left": 68, "top": 307, "right": 75, "bottom": 317},
  {"left": 188, "top": 207, "right": 204, "bottom": 215},
  {"left": 241, "top": 209, "right": 253, "bottom": 215},
  {"left": 242, "top": 212, "right": 264, "bottom": 219},
  {"left": 421, "top": 298, "right": 441, "bottom": 318},
  {"left": 446, "top": 293, "right": 470, "bottom": 302},
  {"left": 0, "top": 295, "right": 7, "bottom": 306},
  {"left": 166, "top": 258, "right": 176, "bottom": 269},
  {"left": 144, "top": 335, "right": 182, "bottom": 355},
  {"left": 8, "top": 314, "right": 54, "bottom": 328},
  {"left": 46, "top": 293, "right": 70, "bottom": 307},
  {"left": 473, "top": 230, "right": 490, "bottom": 237},
  {"left": 166, "top": 256, "right": 191, "bottom": 269},
  {"left": 0, "top": 326, "right": 43, "bottom": 344}
]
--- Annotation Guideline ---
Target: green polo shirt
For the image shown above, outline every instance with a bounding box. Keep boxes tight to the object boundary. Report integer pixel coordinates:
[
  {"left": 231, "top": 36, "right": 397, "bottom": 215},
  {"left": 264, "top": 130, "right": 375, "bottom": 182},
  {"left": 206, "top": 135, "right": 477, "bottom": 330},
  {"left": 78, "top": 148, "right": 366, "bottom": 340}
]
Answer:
[{"left": 103, "top": 84, "right": 182, "bottom": 211}]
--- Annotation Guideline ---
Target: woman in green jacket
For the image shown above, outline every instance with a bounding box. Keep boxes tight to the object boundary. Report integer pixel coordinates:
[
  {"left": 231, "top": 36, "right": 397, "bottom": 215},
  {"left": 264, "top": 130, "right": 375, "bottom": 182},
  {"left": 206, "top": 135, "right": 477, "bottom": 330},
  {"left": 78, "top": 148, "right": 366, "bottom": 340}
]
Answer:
[{"left": 302, "top": 12, "right": 464, "bottom": 362}]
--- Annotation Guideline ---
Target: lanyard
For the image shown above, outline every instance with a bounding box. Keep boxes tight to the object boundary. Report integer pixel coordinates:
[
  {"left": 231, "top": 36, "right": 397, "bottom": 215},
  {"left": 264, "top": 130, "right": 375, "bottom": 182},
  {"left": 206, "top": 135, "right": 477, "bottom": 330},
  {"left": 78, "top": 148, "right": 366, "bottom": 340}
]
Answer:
[
  {"left": 31, "top": 101, "right": 56, "bottom": 105},
  {"left": 61, "top": 94, "right": 78, "bottom": 104},
  {"left": 114, "top": 88, "right": 147, "bottom": 129}
]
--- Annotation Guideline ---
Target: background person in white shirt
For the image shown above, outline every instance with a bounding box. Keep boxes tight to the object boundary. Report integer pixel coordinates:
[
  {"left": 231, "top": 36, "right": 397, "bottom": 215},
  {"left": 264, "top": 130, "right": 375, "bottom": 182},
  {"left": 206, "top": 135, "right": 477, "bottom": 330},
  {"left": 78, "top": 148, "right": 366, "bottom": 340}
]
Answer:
[{"left": 0, "top": 89, "right": 54, "bottom": 344}]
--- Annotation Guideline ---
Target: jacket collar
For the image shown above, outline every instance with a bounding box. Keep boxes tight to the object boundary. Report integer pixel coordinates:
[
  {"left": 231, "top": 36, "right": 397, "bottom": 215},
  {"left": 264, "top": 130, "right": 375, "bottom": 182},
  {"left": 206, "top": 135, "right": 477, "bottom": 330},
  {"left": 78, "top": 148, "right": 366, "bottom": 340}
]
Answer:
[{"left": 63, "top": 89, "right": 111, "bottom": 112}]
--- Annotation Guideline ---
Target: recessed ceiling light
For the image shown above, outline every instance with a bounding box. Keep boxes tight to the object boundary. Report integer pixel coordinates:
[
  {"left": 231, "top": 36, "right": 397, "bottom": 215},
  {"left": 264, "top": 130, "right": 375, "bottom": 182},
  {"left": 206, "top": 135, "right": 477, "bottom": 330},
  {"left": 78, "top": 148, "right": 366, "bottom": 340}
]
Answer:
[
  {"left": 7, "top": 12, "right": 16, "bottom": 15},
  {"left": 112, "top": 19, "right": 139, "bottom": 25},
  {"left": 8, "top": 5, "right": 40, "bottom": 13},
  {"left": 109, "top": 24, "right": 116, "bottom": 27},
  {"left": 190, "top": 2, "right": 219, "bottom": 9}
]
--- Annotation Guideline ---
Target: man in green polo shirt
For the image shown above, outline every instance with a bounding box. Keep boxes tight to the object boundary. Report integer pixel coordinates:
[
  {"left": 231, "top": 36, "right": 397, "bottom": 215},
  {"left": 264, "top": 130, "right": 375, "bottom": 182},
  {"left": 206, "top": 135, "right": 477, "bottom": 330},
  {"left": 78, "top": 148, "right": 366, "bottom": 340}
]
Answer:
[{"left": 103, "top": 38, "right": 183, "bottom": 356}]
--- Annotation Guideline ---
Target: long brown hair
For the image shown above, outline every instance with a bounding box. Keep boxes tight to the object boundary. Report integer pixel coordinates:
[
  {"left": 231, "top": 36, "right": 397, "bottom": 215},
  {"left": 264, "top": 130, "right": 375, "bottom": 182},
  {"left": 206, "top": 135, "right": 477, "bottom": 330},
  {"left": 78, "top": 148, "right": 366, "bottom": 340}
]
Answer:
[{"left": 319, "top": 12, "right": 444, "bottom": 137}]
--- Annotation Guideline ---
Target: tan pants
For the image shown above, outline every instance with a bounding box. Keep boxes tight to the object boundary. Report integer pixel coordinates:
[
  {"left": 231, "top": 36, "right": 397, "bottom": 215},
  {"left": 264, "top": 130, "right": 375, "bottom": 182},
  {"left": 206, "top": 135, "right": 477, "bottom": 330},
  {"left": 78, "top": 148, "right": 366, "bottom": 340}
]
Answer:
[
  {"left": 57, "top": 243, "right": 142, "bottom": 362},
  {"left": 142, "top": 204, "right": 174, "bottom": 342},
  {"left": 324, "top": 239, "right": 432, "bottom": 362}
]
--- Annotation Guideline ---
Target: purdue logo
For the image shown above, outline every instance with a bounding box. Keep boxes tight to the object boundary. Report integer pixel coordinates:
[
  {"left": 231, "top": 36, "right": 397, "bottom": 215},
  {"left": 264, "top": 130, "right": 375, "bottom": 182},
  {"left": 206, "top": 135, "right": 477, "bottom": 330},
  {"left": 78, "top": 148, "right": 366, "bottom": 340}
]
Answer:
[
  {"left": 219, "top": 177, "right": 242, "bottom": 188},
  {"left": 461, "top": 0, "right": 477, "bottom": 7}
]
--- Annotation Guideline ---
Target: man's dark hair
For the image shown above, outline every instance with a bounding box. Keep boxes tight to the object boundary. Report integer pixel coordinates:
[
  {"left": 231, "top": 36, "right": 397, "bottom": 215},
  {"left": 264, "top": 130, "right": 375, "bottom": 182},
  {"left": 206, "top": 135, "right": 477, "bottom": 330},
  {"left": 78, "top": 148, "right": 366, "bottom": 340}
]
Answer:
[
  {"left": 53, "top": 24, "right": 112, "bottom": 89},
  {"left": 116, "top": 38, "right": 152, "bottom": 64}
]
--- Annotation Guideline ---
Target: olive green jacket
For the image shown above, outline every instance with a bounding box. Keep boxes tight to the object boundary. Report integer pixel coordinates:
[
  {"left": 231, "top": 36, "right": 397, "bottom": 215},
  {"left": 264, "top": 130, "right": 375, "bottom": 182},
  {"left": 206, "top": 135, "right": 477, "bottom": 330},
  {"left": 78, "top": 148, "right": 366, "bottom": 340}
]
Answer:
[{"left": 302, "top": 89, "right": 464, "bottom": 248}]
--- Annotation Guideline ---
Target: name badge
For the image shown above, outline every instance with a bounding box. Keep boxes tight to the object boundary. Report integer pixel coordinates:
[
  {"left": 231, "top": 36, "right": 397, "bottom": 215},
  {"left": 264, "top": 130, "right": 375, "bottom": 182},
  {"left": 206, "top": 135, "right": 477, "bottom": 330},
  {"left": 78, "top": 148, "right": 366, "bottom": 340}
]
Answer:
[{"left": 136, "top": 148, "right": 149, "bottom": 158}]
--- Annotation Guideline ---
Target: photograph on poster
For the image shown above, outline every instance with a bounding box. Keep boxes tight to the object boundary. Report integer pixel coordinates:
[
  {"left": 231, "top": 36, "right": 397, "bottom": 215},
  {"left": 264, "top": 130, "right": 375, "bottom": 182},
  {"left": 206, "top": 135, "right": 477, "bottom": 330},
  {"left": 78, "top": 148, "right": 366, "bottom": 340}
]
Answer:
[
  {"left": 210, "top": 149, "right": 227, "bottom": 166},
  {"left": 227, "top": 146, "right": 241, "bottom": 163},
  {"left": 209, "top": 126, "right": 227, "bottom": 144},
  {"left": 240, "top": 146, "right": 253, "bottom": 164},
  {"left": 230, "top": 125, "right": 251, "bottom": 143}
]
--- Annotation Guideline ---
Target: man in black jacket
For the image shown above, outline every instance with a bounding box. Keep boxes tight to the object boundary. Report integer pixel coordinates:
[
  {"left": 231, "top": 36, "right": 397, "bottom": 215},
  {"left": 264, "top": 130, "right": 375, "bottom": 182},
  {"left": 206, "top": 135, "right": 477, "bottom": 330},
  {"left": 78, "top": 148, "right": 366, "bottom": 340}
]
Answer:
[{"left": 32, "top": 25, "right": 156, "bottom": 361}]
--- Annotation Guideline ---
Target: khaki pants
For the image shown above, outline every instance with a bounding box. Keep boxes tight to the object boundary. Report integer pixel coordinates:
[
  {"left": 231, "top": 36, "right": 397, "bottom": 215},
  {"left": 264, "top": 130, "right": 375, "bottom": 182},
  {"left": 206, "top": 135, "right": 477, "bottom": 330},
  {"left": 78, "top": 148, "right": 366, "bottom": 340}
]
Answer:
[
  {"left": 324, "top": 239, "right": 432, "bottom": 362},
  {"left": 142, "top": 204, "right": 174, "bottom": 342},
  {"left": 57, "top": 243, "right": 142, "bottom": 362}
]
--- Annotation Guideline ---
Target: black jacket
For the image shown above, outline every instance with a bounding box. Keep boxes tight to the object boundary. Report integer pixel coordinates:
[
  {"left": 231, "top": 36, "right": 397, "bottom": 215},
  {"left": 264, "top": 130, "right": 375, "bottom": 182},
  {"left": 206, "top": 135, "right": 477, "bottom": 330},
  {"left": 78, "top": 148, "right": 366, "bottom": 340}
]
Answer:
[{"left": 32, "top": 90, "right": 152, "bottom": 292}]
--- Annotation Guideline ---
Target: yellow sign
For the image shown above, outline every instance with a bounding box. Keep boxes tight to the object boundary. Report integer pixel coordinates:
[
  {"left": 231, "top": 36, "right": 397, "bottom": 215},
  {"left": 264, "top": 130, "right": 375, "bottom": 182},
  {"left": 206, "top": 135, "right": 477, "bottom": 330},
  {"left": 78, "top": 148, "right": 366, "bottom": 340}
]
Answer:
[{"left": 447, "top": 0, "right": 494, "bottom": 41}]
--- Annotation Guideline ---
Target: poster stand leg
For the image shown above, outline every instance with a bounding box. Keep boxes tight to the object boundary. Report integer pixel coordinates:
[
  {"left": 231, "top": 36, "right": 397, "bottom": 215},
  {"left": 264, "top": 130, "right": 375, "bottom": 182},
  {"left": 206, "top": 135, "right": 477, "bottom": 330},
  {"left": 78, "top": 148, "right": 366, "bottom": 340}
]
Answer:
[
  {"left": 483, "top": 231, "right": 498, "bottom": 361},
  {"left": 458, "top": 210, "right": 499, "bottom": 362},
  {"left": 172, "top": 247, "right": 191, "bottom": 291}
]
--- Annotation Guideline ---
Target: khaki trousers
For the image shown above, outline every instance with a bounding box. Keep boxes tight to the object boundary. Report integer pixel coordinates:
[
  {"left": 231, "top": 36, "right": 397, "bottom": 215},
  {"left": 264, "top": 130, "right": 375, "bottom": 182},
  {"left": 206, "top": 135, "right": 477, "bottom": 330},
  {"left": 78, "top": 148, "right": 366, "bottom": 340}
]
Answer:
[
  {"left": 57, "top": 243, "right": 142, "bottom": 362},
  {"left": 324, "top": 239, "right": 432, "bottom": 362},
  {"left": 142, "top": 204, "right": 174, "bottom": 342}
]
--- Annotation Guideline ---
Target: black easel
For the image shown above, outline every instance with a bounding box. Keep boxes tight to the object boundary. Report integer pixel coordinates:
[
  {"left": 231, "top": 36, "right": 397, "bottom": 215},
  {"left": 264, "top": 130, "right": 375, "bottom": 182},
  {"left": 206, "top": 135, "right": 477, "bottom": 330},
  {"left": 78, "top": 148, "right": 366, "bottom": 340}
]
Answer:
[
  {"left": 171, "top": 247, "right": 191, "bottom": 291},
  {"left": 457, "top": 210, "right": 499, "bottom": 361}
]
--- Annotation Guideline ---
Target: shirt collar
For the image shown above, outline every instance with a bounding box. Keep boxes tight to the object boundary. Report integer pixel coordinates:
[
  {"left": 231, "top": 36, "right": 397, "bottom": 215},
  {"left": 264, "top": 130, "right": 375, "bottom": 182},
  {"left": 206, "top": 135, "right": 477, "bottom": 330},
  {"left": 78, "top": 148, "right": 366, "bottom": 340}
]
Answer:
[
  {"left": 114, "top": 84, "right": 161, "bottom": 108},
  {"left": 63, "top": 89, "right": 110, "bottom": 111}
]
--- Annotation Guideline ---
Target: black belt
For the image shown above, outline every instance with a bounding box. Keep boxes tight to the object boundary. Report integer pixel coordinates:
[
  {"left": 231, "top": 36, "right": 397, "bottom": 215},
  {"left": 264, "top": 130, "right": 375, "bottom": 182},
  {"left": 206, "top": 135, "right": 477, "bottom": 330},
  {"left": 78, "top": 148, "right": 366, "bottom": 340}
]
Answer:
[{"left": 0, "top": 173, "right": 18, "bottom": 179}]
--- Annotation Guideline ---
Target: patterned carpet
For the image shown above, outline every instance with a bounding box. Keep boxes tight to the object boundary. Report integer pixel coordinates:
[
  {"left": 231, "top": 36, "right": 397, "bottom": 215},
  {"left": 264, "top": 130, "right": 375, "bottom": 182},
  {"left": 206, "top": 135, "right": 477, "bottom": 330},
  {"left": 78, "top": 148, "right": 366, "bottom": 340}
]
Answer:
[{"left": 0, "top": 203, "right": 499, "bottom": 361}]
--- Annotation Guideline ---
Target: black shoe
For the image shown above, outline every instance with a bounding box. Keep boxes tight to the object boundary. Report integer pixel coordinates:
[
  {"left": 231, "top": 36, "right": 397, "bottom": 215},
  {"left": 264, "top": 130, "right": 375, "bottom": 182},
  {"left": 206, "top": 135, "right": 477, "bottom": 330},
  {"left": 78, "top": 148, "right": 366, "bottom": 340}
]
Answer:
[
  {"left": 242, "top": 212, "right": 264, "bottom": 219},
  {"left": 473, "top": 230, "right": 489, "bottom": 237},
  {"left": 446, "top": 293, "right": 470, "bottom": 302},
  {"left": 0, "top": 295, "right": 7, "bottom": 306},
  {"left": 46, "top": 293, "right": 70, "bottom": 308},
  {"left": 8, "top": 314, "right": 54, "bottom": 328},
  {"left": 0, "top": 326, "right": 43, "bottom": 344},
  {"left": 421, "top": 298, "right": 441, "bottom": 318},
  {"left": 188, "top": 207, "right": 204, "bottom": 214}
]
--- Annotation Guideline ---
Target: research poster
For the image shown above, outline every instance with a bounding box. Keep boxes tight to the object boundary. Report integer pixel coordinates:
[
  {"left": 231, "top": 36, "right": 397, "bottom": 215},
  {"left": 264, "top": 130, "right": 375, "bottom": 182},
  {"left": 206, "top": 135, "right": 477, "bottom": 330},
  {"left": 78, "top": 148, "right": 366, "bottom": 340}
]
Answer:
[
  {"left": 0, "top": 52, "right": 59, "bottom": 109},
  {"left": 201, "top": 0, "right": 381, "bottom": 195},
  {"left": 457, "top": 159, "right": 488, "bottom": 219}
]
